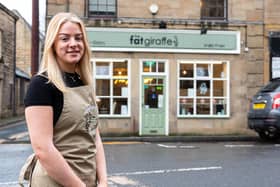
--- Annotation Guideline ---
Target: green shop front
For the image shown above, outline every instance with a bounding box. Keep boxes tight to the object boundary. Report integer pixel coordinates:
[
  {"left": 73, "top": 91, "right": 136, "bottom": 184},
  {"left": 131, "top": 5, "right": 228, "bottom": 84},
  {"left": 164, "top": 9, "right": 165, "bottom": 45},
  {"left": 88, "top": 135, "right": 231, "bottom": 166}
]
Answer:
[{"left": 86, "top": 28, "right": 243, "bottom": 136}]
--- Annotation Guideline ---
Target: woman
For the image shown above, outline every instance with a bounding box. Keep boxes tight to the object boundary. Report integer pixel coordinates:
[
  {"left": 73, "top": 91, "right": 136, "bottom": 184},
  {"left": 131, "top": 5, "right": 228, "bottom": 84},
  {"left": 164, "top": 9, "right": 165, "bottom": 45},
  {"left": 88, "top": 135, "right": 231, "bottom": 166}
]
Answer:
[{"left": 21, "top": 12, "right": 107, "bottom": 187}]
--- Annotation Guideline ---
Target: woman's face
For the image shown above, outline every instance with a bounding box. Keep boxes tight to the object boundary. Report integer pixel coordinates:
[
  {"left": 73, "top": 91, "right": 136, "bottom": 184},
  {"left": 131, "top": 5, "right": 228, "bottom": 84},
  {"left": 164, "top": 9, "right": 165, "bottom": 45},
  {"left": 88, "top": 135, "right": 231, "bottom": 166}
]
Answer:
[{"left": 54, "top": 21, "right": 85, "bottom": 72}]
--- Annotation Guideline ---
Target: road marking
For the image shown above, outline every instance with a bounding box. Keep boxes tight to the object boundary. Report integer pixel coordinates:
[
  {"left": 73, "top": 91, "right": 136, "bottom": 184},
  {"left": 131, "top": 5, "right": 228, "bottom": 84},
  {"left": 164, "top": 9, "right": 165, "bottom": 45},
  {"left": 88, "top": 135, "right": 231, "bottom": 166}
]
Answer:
[
  {"left": 179, "top": 145, "right": 198, "bottom": 149},
  {"left": 0, "top": 181, "right": 27, "bottom": 186},
  {"left": 157, "top": 144, "right": 177, "bottom": 148},
  {"left": 8, "top": 132, "right": 29, "bottom": 140},
  {"left": 0, "top": 139, "right": 6, "bottom": 144},
  {"left": 109, "top": 176, "right": 139, "bottom": 186},
  {"left": 224, "top": 144, "right": 254, "bottom": 148},
  {"left": 274, "top": 144, "right": 280, "bottom": 147},
  {"left": 104, "top": 141, "right": 142, "bottom": 145},
  {"left": 110, "top": 166, "right": 222, "bottom": 176}
]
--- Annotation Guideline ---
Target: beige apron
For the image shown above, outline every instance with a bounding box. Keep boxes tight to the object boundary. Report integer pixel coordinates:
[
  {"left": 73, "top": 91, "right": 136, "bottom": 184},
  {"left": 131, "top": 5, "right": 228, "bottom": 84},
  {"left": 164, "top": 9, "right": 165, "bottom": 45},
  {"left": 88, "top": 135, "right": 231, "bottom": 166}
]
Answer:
[{"left": 19, "top": 85, "right": 99, "bottom": 187}]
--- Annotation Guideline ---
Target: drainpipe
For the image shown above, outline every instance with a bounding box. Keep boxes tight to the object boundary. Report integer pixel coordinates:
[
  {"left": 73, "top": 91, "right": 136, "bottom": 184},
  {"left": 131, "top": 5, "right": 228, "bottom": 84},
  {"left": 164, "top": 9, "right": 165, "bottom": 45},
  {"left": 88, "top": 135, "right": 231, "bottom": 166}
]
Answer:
[
  {"left": 66, "top": 0, "right": 69, "bottom": 12},
  {"left": 31, "top": 0, "right": 39, "bottom": 76}
]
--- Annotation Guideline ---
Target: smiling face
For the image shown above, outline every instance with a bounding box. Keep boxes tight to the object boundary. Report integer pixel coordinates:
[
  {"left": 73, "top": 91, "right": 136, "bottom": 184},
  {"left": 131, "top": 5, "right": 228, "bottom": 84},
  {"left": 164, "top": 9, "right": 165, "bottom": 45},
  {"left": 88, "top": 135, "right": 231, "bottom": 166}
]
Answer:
[{"left": 54, "top": 21, "right": 85, "bottom": 73}]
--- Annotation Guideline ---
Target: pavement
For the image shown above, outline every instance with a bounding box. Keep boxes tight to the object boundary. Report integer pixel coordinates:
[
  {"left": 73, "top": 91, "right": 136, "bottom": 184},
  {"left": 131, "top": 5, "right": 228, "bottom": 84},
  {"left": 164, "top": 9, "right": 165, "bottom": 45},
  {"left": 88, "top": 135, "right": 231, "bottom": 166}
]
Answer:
[{"left": 0, "top": 115, "right": 260, "bottom": 144}]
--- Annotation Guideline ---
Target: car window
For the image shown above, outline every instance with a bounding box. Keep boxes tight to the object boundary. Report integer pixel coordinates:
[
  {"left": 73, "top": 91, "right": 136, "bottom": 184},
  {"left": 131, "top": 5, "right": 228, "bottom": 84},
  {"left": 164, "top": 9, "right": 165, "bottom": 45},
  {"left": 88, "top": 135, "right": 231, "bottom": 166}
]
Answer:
[{"left": 261, "top": 81, "right": 280, "bottom": 92}]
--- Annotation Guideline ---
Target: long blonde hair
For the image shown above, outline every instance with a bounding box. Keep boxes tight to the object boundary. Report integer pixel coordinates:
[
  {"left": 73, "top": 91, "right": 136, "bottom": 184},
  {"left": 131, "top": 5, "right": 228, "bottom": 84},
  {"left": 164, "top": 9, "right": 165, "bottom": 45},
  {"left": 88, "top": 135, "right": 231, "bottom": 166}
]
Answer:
[{"left": 38, "top": 12, "right": 93, "bottom": 92}]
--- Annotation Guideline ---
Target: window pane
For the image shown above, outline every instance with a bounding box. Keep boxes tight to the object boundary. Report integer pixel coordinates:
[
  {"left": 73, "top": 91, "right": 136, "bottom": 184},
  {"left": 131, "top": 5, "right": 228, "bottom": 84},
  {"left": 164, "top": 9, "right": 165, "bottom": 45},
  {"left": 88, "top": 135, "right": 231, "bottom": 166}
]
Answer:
[
  {"left": 180, "top": 80, "right": 194, "bottom": 97},
  {"left": 89, "top": 0, "right": 116, "bottom": 16},
  {"left": 98, "top": 0, "right": 107, "bottom": 4},
  {"left": 180, "top": 98, "right": 193, "bottom": 115},
  {"left": 89, "top": 5, "right": 98, "bottom": 11},
  {"left": 113, "top": 61, "right": 127, "bottom": 76},
  {"left": 201, "top": 0, "right": 226, "bottom": 20},
  {"left": 158, "top": 78, "right": 163, "bottom": 84},
  {"left": 180, "top": 64, "right": 193, "bottom": 78},
  {"left": 213, "top": 80, "right": 226, "bottom": 96},
  {"left": 96, "top": 62, "right": 110, "bottom": 76},
  {"left": 98, "top": 98, "right": 110, "bottom": 114},
  {"left": 144, "top": 85, "right": 163, "bottom": 108},
  {"left": 158, "top": 62, "right": 165, "bottom": 72},
  {"left": 107, "top": 6, "right": 116, "bottom": 12},
  {"left": 99, "top": 5, "right": 107, "bottom": 11},
  {"left": 113, "top": 98, "right": 128, "bottom": 114},
  {"left": 196, "top": 98, "right": 210, "bottom": 115},
  {"left": 213, "top": 63, "right": 227, "bottom": 78},
  {"left": 196, "top": 64, "right": 210, "bottom": 77},
  {"left": 107, "top": 0, "right": 115, "bottom": 4},
  {"left": 96, "top": 79, "right": 110, "bottom": 96},
  {"left": 213, "top": 98, "right": 226, "bottom": 115},
  {"left": 113, "top": 79, "right": 128, "bottom": 96},
  {"left": 90, "top": 0, "right": 98, "bottom": 4},
  {"left": 196, "top": 80, "right": 210, "bottom": 96},
  {"left": 151, "top": 62, "right": 156, "bottom": 72}
]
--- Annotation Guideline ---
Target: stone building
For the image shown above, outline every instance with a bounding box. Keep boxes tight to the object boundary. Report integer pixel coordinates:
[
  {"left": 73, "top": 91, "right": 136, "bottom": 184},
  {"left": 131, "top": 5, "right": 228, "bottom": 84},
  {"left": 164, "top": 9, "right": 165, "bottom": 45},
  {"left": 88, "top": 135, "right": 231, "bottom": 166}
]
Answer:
[
  {"left": 0, "top": 3, "right": 18, "bottom": 118},
  {"left": 45, "top": 0, "right": 279, "bottom": 136}
]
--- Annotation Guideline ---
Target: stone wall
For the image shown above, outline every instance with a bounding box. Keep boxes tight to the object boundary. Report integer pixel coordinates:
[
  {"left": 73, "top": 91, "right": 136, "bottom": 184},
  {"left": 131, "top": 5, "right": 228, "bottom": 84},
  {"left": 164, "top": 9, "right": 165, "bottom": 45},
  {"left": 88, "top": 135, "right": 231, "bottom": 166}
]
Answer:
[
  {"left": 14, "top": 11, "right": 32, "bottom": 76},
  {"left": 0, "top": 3, "right": 18, "bottom": 118}
]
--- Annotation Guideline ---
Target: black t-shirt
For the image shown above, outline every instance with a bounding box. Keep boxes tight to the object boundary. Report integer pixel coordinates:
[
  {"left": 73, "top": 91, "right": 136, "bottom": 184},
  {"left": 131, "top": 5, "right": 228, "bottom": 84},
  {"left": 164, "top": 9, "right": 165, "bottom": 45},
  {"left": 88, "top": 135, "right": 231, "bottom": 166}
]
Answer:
[{"left": 24, "top": 72, "right": 84, "bottom": 126}]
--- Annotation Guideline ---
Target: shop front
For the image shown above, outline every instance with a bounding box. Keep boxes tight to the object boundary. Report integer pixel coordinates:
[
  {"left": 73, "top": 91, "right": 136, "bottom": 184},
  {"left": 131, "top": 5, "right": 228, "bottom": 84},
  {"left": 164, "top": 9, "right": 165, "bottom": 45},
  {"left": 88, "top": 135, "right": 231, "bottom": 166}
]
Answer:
[{"left": 87, "top": 28, "right": 240, "bottom": 136}]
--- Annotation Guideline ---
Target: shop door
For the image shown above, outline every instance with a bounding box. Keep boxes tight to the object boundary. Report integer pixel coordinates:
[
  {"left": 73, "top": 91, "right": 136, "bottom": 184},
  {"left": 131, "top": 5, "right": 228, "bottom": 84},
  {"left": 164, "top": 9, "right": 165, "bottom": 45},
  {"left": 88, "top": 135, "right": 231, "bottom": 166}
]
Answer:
[{"left": 141, "top": 76, "right": 166, "bottom": 135}]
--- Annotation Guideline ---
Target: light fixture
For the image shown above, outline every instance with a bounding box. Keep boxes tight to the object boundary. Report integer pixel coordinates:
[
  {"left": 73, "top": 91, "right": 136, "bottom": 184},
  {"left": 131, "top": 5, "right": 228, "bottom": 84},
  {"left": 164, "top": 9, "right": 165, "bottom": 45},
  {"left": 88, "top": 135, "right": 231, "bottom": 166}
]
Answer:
[
  {"left": 159, "top": 20, "right": 167, "bottom": 29},
  {"left": 149, "top": 4, "right": 159, "bottom": 15},
  {"left": 200, "top": 23, "right": 207, "bottom": 35}
]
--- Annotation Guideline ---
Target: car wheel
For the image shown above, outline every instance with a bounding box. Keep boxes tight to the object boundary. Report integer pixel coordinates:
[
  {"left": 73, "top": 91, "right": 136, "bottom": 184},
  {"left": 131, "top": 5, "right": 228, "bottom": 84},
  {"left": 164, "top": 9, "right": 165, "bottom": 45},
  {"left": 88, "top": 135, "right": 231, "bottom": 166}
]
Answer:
[{"left": 258, "top": 131, "right": 279, "bottom": 141}]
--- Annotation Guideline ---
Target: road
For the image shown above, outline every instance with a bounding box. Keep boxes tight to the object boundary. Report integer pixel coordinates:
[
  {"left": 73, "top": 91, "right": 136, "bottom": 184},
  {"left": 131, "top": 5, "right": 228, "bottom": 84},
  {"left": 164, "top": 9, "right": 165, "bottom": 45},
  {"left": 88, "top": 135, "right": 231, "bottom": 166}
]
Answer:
[{"left": 1, "top": 141, "right": 280, "bottom": 187}]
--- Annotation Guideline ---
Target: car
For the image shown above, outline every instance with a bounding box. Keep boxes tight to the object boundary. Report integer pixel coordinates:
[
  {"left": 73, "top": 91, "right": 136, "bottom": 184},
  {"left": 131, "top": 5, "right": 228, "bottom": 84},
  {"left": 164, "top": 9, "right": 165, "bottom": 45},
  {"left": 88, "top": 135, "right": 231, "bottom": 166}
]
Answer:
[{"left": 248, "top": 78, "right": 280, "bottom": 141}]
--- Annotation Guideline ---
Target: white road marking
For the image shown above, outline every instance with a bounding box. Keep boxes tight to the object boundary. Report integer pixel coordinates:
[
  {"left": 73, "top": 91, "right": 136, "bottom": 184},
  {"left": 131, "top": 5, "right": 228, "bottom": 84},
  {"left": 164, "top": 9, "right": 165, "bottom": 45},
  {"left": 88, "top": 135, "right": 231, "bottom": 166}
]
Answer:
[
  {"left": 0, "top": 139, "right": 6, "bottom": 144},
  {"left": 157, "top": 144, "right": 177, "bottom": 148},
  {"left": 109, "top": 176, "right": 139, "bottom": 186},
  {"left": 8, "top": 132, "right": 29, "bottom": 140},
  {"left": 0, "top": 181, "right": 27, "bottom": 186},
  {"left": 110, "top": 166, "right": 222, "bottom": 176},
  {"left": 274, "top": 144, "right": 280, "bottom": 147},
  {"left": 179, "top": 145, "right": 198, "bottom": 149},
  {"left": 224, "top": 144, "right": 254, "bottom": 148}
]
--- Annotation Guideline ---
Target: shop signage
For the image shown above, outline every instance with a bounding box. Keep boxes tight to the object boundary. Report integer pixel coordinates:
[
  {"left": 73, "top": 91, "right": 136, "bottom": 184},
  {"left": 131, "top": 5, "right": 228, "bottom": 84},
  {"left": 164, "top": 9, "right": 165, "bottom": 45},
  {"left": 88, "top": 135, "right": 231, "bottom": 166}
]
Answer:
[{"left": 86, "top": 28, "right": 240, "bottom": 54}]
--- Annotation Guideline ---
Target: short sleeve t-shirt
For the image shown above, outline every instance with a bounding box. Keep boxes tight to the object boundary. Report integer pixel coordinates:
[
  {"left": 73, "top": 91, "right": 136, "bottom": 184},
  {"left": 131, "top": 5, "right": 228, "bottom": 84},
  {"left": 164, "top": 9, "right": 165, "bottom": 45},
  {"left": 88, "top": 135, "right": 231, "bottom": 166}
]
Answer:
[{"left": 24, "top": 73, "right": 84, "bottom": 126}]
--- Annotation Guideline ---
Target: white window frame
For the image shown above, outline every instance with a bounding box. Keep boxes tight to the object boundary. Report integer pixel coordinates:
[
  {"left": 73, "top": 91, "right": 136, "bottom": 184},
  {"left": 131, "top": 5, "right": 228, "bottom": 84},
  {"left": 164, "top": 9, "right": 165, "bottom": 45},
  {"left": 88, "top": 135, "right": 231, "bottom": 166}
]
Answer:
[
  {"left": 92, "top": 58, "right": 131, "bottom": 118},
  {"left": 177, "top": 60, "right": 230, "bottom": 118}
]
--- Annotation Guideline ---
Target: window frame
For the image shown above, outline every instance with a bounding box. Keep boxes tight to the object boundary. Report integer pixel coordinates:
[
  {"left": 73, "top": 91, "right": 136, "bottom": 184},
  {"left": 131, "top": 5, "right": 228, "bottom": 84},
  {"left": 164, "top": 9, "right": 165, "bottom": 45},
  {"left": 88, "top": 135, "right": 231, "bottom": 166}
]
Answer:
[
  {"left": 177, "top": 60, "right": 230, "bottom": 118},
  {"left": 200, "top": 0, "right": 228, "bottom": 21},
  {"left": 88, "top": 0, "right": 117, "bottom": 18},
  {"left": 93, "top": 58, "right": 130, "bottom": 118}
]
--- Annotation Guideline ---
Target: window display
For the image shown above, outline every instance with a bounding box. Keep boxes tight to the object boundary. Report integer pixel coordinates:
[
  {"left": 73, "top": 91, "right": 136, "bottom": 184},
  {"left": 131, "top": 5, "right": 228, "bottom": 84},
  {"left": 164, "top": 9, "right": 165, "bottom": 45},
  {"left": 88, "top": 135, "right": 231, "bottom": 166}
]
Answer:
[
  {"left": 94, "top": 59, "right": 129, "bottom": 116},
  {"left": 178, "top": 61, "right": 229, "bottom": 117}
]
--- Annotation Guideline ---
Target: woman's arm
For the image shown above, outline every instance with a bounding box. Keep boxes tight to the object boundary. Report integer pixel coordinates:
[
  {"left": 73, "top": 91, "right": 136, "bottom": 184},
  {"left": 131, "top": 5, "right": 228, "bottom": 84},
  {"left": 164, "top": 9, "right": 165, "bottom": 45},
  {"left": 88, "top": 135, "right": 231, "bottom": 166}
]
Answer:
[
  {"left": 25, "top": 106, "right": 85, "bottom": 187},
  {"left": 95, "top": 128, "right": 108, "bottom": 186}
]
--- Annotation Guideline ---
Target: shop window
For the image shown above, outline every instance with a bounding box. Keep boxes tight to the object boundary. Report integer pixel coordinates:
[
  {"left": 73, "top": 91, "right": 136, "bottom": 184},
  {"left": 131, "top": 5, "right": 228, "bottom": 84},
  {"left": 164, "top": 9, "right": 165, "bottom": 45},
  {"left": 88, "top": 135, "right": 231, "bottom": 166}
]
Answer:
[
  {"left": 88, "top": 0, "right": 117, "bottom": 18},
  {"left": 178, "top": 61, "right": 229, "bottom": 117},
  {"left": 94, "top": 59, "right": 129, "bottom": 116},
  {"left": 200, "top": 0, "right": 227, "bottom": 21}
]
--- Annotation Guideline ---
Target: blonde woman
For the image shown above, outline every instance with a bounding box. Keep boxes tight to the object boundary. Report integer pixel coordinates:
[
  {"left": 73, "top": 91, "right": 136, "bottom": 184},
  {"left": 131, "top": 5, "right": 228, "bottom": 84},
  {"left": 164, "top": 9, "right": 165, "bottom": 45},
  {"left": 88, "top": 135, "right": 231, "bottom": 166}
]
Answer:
[{"left": 21, "top": 12, "right": 107, "bottom": 187}]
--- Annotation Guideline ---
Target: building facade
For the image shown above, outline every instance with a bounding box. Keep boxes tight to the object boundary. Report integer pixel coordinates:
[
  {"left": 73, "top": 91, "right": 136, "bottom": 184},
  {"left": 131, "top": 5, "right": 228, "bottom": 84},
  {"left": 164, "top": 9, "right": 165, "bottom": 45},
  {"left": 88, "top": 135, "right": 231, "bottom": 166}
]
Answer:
[
  {"left": 0, "top": 3, "right": 18, "bottom": 118},
  {"left": 46, "top": 0, "right": 279, "bottom": 136}
]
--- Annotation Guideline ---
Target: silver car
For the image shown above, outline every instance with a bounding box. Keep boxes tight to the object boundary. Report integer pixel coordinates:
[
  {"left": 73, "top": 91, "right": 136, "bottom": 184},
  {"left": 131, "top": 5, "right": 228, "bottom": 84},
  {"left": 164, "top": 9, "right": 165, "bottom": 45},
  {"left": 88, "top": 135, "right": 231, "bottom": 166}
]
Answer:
[{"left": 248, "top": 79, "right": 280, "bottom": 140}]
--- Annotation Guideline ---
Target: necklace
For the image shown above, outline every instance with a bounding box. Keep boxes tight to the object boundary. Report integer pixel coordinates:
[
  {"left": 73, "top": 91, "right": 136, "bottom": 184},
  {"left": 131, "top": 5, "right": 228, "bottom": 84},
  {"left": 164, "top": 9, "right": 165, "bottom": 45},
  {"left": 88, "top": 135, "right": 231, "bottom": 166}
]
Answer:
[{"left": 63, "top": 72, "right": 80, "bottom": 83}]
